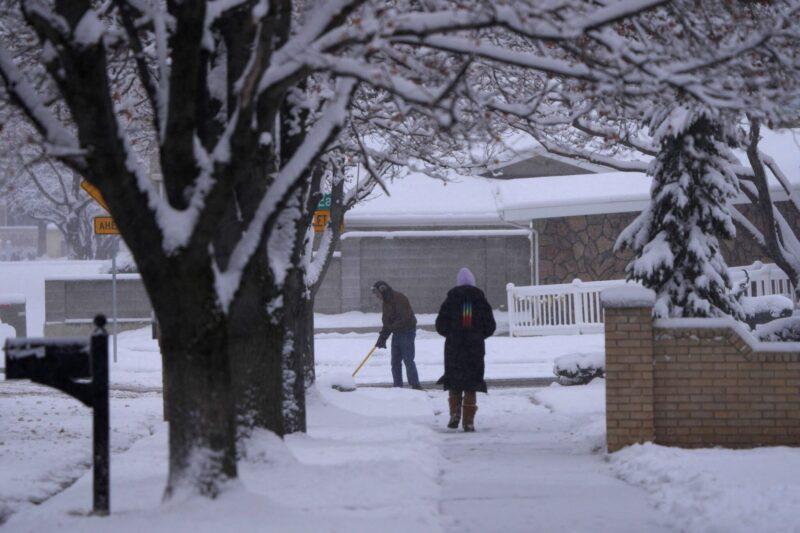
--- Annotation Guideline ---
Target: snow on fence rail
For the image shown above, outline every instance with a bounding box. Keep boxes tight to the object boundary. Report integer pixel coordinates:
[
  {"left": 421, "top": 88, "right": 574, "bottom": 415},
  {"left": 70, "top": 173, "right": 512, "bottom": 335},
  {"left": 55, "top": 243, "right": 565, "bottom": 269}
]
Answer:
[{"left": 507, "top": 262, "right": 796, "bottom": 337}]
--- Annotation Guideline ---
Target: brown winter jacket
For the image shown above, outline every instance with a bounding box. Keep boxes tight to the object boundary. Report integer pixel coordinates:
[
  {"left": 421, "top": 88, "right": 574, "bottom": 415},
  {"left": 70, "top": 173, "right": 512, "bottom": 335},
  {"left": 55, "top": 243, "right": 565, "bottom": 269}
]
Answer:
[{"left": 378, "top": 289, "right": 417, "bottom": 345}]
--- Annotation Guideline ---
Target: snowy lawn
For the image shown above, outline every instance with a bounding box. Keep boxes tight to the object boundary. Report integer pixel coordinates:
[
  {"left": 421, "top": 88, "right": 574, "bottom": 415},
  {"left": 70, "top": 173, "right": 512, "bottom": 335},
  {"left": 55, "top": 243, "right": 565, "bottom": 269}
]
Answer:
[{"left": 0, "top": 382, "right": 162, "bottom": 523}]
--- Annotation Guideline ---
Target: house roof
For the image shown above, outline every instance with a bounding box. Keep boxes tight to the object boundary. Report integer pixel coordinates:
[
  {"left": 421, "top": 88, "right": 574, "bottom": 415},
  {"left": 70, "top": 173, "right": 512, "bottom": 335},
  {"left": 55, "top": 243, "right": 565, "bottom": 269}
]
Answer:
[
  {"left": 497, "top": 128, "right": 800, "bottom": 221},
  {"left": 345, "top": 128, "right": 800, "bottom": 227},
  {"left": 482, "top": 148, "right": 612, "bottom": 178},
  {"left": 345, "top": 173, "right": 502, "bottom": 228}
]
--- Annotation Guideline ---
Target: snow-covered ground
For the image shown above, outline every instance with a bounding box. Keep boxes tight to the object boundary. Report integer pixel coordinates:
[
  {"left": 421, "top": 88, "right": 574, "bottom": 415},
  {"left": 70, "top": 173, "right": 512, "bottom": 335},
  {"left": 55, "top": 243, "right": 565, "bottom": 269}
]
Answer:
[
  {"left": 0, "top": 381, "right": 162, "bottom": 524},
  {"left": 3, "top": 328, "right": 800, "bottom": 531}
]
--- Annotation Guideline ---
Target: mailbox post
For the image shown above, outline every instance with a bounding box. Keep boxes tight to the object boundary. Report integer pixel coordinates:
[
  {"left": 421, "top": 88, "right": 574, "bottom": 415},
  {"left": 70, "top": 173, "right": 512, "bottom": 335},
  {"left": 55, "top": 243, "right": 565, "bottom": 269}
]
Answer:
[{"left": 4, "top": 315, "right": 110, "bottom": 515}]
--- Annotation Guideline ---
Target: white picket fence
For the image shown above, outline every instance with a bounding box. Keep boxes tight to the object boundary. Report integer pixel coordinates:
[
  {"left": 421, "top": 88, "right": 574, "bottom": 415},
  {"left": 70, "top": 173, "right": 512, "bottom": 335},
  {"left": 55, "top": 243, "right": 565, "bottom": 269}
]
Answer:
[{"left": 507, "top": 262, "right": 796, "bottom": 337}]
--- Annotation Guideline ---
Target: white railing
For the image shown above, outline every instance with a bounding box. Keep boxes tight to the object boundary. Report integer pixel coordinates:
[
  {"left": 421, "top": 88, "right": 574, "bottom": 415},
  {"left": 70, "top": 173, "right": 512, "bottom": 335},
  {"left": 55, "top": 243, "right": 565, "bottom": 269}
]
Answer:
[
  {"left": 507, "top": 262, "right": 796, "bottom": 337},
  {"left": 729, "top": 261, "right": 797, "bottom": 303}
]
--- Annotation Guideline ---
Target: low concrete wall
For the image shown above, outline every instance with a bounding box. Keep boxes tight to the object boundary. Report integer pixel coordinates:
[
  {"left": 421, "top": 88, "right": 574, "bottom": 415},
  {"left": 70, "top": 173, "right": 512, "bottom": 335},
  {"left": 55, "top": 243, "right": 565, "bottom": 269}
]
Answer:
[
  {"left": 340, "top": 231, "right": 530, "bottom": 313},
  {"left": 42, "top": 230, "right": 530, "bottom": 333},
  {"left": 315, "top": 257, "right": 342, "bottom": 314},
  {"left": 45, "top": 276, "right": 152, "bottom": 336},
  {"left": 604, "top": 294, "right": 800, "bottom": 452}
]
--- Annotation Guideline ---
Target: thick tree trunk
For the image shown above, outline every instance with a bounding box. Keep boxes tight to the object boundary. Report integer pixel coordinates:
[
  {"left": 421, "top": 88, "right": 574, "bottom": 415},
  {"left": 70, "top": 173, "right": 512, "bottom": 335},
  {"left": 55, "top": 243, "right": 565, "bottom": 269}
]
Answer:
[
  {"left": 227, "top": 256, "right": 286, "bottom": 440},
  {"left": 281, "top": 267, "right": 309, "bottom": 433},
  {"left": 159, "top": 307, "right": 237, "bottom": 498},
  {"left": 303, "top": 297, "right": 315, "bottom": 387}
]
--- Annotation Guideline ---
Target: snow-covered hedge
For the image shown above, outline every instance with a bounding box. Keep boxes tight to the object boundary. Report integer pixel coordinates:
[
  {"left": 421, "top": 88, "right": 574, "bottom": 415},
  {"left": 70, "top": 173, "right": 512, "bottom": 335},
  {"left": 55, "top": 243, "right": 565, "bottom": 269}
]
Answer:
[
  {"left": 756, "top": 316, "right": 800, "bottom": 342},
  {"left": 553, "top": 352, "right": 605, "bottom": 386},
  {"left": 741, "top": 295, "right": 793, "bottom": 329}
]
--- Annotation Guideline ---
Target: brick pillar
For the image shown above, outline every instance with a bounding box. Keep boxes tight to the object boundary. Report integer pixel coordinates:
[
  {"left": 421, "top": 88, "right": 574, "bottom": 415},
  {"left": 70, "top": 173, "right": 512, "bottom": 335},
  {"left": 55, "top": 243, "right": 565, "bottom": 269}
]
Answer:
[{"left": 601, "top": 287, "right": 656, "bottom": 452}]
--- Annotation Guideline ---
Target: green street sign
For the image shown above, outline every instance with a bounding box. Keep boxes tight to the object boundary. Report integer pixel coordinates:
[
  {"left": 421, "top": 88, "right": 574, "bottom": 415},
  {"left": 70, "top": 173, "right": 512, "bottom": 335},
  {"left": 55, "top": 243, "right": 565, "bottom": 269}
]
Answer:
[{"left": 317, "top": 193, "right": 331, "bottom": 210}]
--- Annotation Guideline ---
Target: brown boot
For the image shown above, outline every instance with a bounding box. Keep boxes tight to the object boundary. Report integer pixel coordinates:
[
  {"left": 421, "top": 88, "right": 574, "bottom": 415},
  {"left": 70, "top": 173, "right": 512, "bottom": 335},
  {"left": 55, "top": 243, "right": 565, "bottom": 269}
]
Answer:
[
  {"left": 462, "top": 391, "right": 477, "bottom": 432},
  {"left": 447, "top": 391, "right": 463, "bottom": 429}
]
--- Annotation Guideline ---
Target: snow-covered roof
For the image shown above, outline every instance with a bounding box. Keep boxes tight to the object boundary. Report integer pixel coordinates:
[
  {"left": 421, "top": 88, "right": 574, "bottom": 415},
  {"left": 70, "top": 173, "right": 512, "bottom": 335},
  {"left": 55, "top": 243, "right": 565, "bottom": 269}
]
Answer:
[
  {"left": 498, "top": 128, "right": 800, "bottom": 221},
  {"left": 345, "top": 129, "right": 800, "bottom": 227},
  {"left": 345, "top": 172, "right": 503, "bottom": 228},
  {"left": 496, "top": 171, "right": 652, "bottom": 220}
]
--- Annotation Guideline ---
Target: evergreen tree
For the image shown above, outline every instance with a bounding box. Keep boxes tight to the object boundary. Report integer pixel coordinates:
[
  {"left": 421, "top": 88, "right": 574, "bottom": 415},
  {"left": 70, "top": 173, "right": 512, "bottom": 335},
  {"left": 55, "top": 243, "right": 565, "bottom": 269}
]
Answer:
[{"left": 616, "top": 107, "right": 744, "bottom": 319}]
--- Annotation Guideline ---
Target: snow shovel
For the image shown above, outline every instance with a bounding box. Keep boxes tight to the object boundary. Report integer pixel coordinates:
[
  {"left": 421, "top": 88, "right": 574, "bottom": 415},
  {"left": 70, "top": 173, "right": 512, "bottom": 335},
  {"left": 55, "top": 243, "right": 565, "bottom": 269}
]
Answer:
[{"left": 352, "top": 345, "right": 378, "bottom": 378}]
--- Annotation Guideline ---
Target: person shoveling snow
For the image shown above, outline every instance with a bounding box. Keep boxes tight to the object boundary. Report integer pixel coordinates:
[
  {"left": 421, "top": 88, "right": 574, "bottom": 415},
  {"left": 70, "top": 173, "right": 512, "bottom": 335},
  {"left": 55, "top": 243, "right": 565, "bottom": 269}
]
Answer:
[{"left": 371, "top": 280, "right": 422, "bottom": 390}]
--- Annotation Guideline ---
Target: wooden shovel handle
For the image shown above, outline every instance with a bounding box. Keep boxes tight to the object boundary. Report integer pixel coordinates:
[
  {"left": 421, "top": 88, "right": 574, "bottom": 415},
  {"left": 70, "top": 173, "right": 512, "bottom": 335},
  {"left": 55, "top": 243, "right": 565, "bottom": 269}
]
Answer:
[{"left": 352, "top": 345, "right": 378, "bottom": 377}]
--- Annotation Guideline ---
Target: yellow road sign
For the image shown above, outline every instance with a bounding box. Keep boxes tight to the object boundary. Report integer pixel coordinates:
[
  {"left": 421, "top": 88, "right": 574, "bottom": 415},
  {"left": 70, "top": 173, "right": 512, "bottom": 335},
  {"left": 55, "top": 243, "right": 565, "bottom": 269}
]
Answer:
[
  {"left": 81, "top": 181, "right": 110, "bottom": 212},
  {"left": 93, "top": 216, "right": 119, "bottom": 235},
  {"left": 312, "top": 210, "right": 330, "bottom": 233},
  {"left": 311, "top": 210, "right": 344, "bottom": 233}
]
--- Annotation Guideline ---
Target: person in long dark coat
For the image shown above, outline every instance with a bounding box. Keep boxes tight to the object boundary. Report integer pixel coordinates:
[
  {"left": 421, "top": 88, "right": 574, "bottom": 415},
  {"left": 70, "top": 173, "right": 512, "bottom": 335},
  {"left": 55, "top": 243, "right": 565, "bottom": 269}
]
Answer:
[{"left": 435, "top": 267, "right": 496, "bottom": 431}]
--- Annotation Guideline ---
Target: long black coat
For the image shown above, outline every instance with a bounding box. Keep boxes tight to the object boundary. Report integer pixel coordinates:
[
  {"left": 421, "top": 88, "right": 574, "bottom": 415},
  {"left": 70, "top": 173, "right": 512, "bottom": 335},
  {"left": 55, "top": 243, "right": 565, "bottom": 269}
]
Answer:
[{"left": 435, "top": 285, "right": 496, "bottom": 392}]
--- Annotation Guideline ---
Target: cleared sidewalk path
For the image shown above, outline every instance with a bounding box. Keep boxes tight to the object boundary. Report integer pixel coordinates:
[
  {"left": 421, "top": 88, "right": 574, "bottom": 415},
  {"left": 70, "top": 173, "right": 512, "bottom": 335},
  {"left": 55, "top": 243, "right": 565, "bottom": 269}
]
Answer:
[{"left": 434, "top": 388, "right": 672, "bottom": 533}]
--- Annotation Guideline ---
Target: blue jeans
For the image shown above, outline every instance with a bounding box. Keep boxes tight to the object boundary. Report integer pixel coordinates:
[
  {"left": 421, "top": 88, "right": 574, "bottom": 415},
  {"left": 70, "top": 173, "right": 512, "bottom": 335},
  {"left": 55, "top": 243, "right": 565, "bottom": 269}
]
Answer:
[{"left": 391, "top": 329, "right": 420, "bottom": 387}]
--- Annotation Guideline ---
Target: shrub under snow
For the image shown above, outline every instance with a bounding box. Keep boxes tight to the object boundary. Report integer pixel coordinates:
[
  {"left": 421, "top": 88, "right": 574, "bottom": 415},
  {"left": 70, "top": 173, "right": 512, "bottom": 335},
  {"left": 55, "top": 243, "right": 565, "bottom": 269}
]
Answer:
[
  {"left": 553, "top": 352, "right": 605, "bottom": 386},
  {"left": 741, "top": 295, "right": 793, "bottom": 329},
  {"left": 756, "top": 316, "right": 800, "bottom": 342}
]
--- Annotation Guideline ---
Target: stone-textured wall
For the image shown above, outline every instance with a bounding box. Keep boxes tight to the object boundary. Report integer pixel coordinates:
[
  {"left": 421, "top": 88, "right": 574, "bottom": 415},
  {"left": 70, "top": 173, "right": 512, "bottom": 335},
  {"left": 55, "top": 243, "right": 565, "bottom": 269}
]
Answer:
[
  {"left": 534, "top": 213, "right": 634, "bottom": 284},
  {"left": 605, "top": 297, "right": 800, "bottom": 452},
  {"left": 535, "top": 200, "right": 800, "bottom": 285}
]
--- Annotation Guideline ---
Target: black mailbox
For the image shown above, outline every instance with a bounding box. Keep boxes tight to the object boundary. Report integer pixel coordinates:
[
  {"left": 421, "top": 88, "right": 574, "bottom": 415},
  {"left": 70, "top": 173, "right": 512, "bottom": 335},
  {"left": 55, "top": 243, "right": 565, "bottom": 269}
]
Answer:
[
  {"left": 3, "top": 316, "right": 110, "bottom": 515},
  {"left": 5, "top": 338, "right": 91, "bottom": 379}
]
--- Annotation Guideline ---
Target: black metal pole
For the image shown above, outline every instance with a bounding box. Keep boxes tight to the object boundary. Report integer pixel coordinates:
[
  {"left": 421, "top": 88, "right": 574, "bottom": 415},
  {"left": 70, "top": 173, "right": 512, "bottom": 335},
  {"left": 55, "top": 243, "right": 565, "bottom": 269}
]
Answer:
[{"left": 91, "top": 315, "right": 110, "bottom": 515}]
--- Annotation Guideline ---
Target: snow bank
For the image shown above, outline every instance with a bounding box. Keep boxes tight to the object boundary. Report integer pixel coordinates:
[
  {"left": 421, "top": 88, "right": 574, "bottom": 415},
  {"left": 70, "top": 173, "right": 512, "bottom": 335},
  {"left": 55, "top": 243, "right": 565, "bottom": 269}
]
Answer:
[
  {"left": 318, "top": 372, "right": 357, "bottom": 392},
  {"left": 533, "top": 379, "right": 605, "bottom": 417},
  {"left": 0, "top": 322, "right": 16, "bottom": 349},
  {"left": 600, "top": 286, "right": 655, "bottom": 308},
  {"left": 532, "top": 380, "right": 606, "bottom": 452},
  {"left": 611, "top": 443, "right": 800, "bottom": 533}
]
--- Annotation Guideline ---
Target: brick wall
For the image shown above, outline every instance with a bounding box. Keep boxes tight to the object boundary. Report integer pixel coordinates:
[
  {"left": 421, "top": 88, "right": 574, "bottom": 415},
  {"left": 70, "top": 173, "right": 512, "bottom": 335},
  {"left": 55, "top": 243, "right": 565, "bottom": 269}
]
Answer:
[
  {"left": 604, "top": 303, "right": 655, "bottom": 452},
  {"left": 652, "top": 326, "right": 800, "bottom": 448},
  {"left": 604, "top": 292, "right": 800, "bottom": 452}
]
